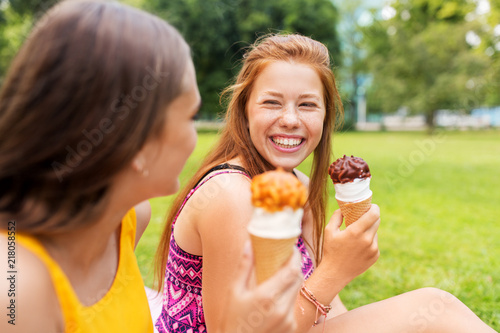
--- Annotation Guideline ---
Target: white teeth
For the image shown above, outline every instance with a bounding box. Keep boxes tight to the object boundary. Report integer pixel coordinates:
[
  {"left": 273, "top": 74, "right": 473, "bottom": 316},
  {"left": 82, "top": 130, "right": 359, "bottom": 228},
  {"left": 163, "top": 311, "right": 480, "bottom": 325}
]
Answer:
[{"left": 272, "top": 137, "right": 302, "bottom": 148}]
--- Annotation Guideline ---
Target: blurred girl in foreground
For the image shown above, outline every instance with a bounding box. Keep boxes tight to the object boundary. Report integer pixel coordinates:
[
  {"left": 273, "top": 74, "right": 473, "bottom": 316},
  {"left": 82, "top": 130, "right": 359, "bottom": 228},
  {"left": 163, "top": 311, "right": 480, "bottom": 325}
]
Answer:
[
  {"left": 0, "top": 1, "right": 301, "bottom": 332},
  {"left": 155, "top": 33, "right": 496, "bottom": 332}
]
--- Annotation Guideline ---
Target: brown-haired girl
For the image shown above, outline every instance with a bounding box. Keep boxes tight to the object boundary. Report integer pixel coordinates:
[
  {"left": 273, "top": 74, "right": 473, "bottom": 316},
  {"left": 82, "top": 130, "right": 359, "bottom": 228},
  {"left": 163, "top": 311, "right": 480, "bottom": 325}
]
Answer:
[
  {"left": 155, "top": 34, "right": 496, "bottom": 332},
  {"left": 0, "top": 1, "right": 302, "bottom": 332}
]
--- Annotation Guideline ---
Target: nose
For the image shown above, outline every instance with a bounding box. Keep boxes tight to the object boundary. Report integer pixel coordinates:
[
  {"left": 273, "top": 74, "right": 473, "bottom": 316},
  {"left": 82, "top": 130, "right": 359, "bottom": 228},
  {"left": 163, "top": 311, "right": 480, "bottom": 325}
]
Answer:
[{"left": 279, "top": 105, "right": 300, "bottom": 129}]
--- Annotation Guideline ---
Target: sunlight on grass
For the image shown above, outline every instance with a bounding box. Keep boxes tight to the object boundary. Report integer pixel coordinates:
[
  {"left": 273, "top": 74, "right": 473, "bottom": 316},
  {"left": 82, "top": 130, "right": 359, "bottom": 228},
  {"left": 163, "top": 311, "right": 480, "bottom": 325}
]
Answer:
[{"left": 136, "top": 130, "right": 500, "bottom": 330}]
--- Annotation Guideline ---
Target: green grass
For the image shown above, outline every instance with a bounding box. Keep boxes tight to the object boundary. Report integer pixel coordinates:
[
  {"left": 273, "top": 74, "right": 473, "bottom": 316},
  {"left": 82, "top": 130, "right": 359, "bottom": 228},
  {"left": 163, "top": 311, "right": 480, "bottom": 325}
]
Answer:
[{"left": 136, "top": 130, "right": 500, "bottom": 330}]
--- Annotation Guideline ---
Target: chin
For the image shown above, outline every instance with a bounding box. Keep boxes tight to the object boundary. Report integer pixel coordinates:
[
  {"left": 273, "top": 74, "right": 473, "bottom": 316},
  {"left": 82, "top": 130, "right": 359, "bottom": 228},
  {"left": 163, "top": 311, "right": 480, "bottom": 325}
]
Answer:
[
  {"left": 166, "top": 180, "right": 181, "bottom": 196},
  {"left": 270, "top": 160, "right": 300, "bottom": 172},
  {"left": 155, "top": 178, "right": 180, "bottom": 197}
]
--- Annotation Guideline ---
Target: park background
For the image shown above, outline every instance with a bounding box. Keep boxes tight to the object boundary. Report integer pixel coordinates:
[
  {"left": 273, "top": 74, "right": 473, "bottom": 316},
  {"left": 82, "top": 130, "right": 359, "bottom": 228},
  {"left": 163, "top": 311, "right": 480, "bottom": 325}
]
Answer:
[{"left": 1, "top": 0, "right": 499, "bottom": 330}]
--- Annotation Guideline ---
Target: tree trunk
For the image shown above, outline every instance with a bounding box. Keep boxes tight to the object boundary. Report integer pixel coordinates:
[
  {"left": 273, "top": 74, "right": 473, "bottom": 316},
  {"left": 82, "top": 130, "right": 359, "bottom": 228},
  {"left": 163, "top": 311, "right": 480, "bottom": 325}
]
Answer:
[
  {"left": 350, "top": 73, "right": 358, "bottom": 126},
  {"left": 426, "top": 110, "right": 436, "bottom": 134}
]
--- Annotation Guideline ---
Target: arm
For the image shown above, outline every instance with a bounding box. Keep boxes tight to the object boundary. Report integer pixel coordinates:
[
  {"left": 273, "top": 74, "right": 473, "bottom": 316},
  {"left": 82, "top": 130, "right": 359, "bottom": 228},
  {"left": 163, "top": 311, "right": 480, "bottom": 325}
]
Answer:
[
  {"left": 294, "top": 207, "right": 380, "bottom": 332},
  {"left": 329, "top": 295, "right": 348, "bottom": 317},
  {"left": 0, "top": 235, "right": 63, "bottom": 332},
  {"left": 134, "top": 200, "right": 151, "bottom": 249},
  {"left": 293, "top": 168, "right": 378, "bottom": 331},
  {"left": 197, "top": 174, "right": 254, "bottom": 331}
]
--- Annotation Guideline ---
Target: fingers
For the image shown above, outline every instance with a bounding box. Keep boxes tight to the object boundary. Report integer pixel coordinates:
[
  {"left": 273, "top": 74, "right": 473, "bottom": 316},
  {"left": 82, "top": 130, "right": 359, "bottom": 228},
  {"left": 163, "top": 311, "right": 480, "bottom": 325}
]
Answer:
[
  {"left": 255, "top": 251, "right": 301, "bottom": 333},
  {"left": 327, "top": 209, "right": 344, "bottom": 230},
  {"left": 266, "top": 310, "right": 298, "bottom": 333},
  {"left": 343, "top": 204, "right": 380, "bottom": 264},
  {"left": 225, "top": 243, "right": 301, "bottom": 333},
  {"left": 349, "top": 204, "right": 380, "bottom": 234},
  {"left": 372, "top": 233, "right": 380, "bottom": 257},
  {"left": 259, "top": 249, "right": 302, "bottom": 299}
]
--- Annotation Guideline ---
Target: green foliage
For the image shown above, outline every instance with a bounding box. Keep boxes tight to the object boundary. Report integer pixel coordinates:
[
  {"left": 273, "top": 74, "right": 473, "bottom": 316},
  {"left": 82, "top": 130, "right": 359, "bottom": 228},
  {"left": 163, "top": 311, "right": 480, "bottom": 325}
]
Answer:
[
  {"left": 0, "top": 0, "right": 341, "bottom": 113},
  {"left": 144, "top": 0, "right": 341, "bottom": 118},
  {"left": 483, "top": 0, "right": 500, "bottom": 106},
  {"left": 362, "top": 0, "right": 495, "bottom": 127},
  {"left": 0, "top": 0, "right": 59, "bottom": 83},
  {"left": 136, "top": 130, "right": 500, "bottom": 330},
  {"left": 0, "top": 5, "right": 33, "bottom": 82},
  {"left": 8, "top": 0, "right": 58, "bottom": 16}
]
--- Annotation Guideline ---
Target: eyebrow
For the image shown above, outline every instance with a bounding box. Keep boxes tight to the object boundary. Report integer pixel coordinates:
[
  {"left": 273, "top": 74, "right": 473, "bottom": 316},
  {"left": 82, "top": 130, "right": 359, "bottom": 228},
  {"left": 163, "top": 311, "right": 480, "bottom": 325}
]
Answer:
[
  {"left": 298, "top": 93, "right": 321, "bottom": 100},
  {"left": 261, "top": 91, "right": 321, "bottom": 100},
  {"left": 261, "top": 91, "right": 283, "bottom": 98}
]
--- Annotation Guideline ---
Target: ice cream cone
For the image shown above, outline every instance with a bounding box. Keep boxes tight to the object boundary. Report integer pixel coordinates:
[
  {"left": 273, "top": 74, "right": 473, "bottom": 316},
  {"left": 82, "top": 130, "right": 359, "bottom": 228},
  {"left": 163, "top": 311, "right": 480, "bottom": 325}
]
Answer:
[
  {"left": 248, "top": 168, "right": 306, "bottom": 284},
  {"left": 336, "top": 195, "right": 372, "bottom": 227},
  {"left": 329, "top": 155, "right": 373, "bottom": 227},
  {"left": 249, "top": 234, "right": 297, "bottom": 284}
]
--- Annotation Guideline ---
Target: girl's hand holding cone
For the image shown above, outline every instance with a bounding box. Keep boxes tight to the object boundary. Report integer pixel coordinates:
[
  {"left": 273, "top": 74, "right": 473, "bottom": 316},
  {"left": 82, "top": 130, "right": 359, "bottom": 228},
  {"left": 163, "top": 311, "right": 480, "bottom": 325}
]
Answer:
[
  {"left": 220, "top": 241, "right": 303, "bottom": 333},
  {"left": 321, "top": 205, "right": 380, "bottom": 287}
]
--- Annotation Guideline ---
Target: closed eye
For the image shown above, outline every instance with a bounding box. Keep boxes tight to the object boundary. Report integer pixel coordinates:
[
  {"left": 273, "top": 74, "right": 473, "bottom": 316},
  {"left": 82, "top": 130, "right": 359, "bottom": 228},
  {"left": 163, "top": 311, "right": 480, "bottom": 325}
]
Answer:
[
  {"left": 191, "top": 100, "right": 202, "bottom": 120},
  {"left": 263, "top": 100, "right": 280, "bottom": 105},
  {"left": 300, "top": 102, "right": 318, "bottom": 108}
]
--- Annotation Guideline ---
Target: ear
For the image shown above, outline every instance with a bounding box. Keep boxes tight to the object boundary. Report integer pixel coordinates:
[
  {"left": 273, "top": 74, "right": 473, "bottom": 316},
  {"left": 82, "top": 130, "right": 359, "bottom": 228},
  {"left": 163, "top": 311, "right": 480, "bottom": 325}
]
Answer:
[{"left": 131, "top": 151, "right": 147, "bottom": 176}]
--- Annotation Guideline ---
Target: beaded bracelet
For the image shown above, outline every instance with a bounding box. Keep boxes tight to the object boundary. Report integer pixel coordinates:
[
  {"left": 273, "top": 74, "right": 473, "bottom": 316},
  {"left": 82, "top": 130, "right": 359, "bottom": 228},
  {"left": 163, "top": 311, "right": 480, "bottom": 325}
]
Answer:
[{"left": 300, "top": 283, "right": 332, "bottom": 329}]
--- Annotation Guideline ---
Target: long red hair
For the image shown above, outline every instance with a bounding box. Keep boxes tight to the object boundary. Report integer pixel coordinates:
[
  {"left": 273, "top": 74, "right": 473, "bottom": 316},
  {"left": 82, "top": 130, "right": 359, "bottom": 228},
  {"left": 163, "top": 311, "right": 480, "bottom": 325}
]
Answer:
[{"left": 154, "top": 33, "right": 344, "bottom": 290}]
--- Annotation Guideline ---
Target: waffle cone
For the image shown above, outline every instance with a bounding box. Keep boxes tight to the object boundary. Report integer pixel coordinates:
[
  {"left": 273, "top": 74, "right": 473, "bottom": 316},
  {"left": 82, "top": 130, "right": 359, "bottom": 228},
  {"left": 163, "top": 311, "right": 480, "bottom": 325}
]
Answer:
[
  {"left": 337, "top": 196, "right": 372, "bottom": 227},
  {"left": 249, "top": 234, "right": 297, "bottom": 284}
]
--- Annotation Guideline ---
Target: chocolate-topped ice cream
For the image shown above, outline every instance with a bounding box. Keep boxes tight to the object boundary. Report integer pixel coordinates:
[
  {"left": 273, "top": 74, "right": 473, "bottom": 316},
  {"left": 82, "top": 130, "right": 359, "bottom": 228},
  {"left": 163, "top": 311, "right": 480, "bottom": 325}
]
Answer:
[
  {"left": 328, "top": 155, "right": 371, "bottom": 184},
  {"left": 328, "top": 155, "right": 373, "bottom": 227}
]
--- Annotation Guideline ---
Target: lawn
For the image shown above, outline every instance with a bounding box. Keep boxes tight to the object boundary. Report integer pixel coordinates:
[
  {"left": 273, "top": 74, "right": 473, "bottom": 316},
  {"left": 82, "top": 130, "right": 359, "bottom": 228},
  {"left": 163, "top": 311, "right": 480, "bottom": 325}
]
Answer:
[{"left": 136, "top": 129, "right": 500, "bottom": 330}]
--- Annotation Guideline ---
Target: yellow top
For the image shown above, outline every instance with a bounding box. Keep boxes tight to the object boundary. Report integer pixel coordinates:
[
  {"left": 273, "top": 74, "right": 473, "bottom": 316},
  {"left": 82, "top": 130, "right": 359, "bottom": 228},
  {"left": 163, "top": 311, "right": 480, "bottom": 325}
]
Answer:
[{"left": 13, "top": 208, "right": 154, "bottom": 333}]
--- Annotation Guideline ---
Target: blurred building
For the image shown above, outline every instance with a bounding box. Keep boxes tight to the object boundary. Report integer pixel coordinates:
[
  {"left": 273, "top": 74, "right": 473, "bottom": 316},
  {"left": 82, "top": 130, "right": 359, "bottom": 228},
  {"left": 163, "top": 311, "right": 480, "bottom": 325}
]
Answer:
[
  {"left": 436, "top": 108, "right": 500, "bottom": 129},
  {"left": 356, "top": 107, "right": 500, "bottom": 131}
]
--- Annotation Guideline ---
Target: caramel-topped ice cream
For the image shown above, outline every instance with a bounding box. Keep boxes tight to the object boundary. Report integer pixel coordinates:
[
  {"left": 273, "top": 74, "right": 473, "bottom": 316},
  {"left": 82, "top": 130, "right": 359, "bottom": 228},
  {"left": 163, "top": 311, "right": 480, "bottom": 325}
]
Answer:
[
  {"left": 248, "top": 167, "right": 306, "bottom": 283},
  {"left": 251, "top": 167, "right": 307, "bottom": 212}
]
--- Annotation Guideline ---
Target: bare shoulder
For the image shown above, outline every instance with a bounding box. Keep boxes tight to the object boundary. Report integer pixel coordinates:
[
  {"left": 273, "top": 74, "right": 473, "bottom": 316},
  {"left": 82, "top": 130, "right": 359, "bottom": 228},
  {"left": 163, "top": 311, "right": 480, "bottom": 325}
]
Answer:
[
  {"left": 0, "top": 234, "right": 63, "bottom": 332},
  {"left": 173, "top": 171, "right": 252, "bottom": 255},
  {"left": 293, "top": 168, "right": 310, "bottom": 188},
  {"left": 192, "top": 172, "right": 253, "bottom": 234}
]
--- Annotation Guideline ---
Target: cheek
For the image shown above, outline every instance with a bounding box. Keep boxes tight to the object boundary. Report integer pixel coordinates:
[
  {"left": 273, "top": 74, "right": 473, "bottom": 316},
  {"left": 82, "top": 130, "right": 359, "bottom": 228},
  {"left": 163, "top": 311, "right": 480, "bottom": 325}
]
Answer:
[
  {"left": 247, "top": 111, "right": 264, "bottom": 138},
  {"left": 249, "top": 108, "right": 277, "bottom": 131},
  {"left": 246, "top": 106, "right": 257, "bottom": 129},
  {"left": 303, "top": 114, "right": 325, "bottom": 139},
  {"left": 315, "top": 126, "right": 324, "bottom": 146},
  {"left": 189, "top": 127, "right": 198, "bottom": 152}
]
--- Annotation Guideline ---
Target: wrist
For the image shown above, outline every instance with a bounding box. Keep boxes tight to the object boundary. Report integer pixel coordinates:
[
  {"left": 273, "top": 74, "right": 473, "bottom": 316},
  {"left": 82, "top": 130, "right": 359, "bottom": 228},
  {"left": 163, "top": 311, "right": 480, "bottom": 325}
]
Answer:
[
  {"left": 316, "top": 259, "right": 351, "bottom": 292},
  {"left": 299, "top": 283, "right": 332, "bottom": 327}
]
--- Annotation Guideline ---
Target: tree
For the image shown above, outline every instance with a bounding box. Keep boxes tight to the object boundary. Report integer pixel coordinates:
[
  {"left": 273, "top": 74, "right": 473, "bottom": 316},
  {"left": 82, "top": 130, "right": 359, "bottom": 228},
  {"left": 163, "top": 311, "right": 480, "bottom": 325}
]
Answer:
[
  {"left": 482, "top": 0, "right": 500, "bottom": 106},
  {"left": 145, "top": 0, "right": 341, "bottom": 119},
  {"left": 0, "top": 0, "right": 58, "bottom": 83},
  {"left": 8, "top": 0, "right": 58, "bottom": 16},
  {"left": 0, "top": 0, "right": 342, "bottom": 118},
  {"left": 334, "top": 0, "right": 372, "bottom": 128},
  {"left": 361, "top": 0, "right": 493, "bottom": 131}
]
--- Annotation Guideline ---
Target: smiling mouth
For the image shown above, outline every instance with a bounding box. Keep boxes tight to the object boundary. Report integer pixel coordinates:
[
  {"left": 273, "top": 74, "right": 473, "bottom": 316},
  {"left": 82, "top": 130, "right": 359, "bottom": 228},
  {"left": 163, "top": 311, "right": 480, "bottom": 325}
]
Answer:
[{"left": 271, "top": 136, "right": 304, "bottom": 149}]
